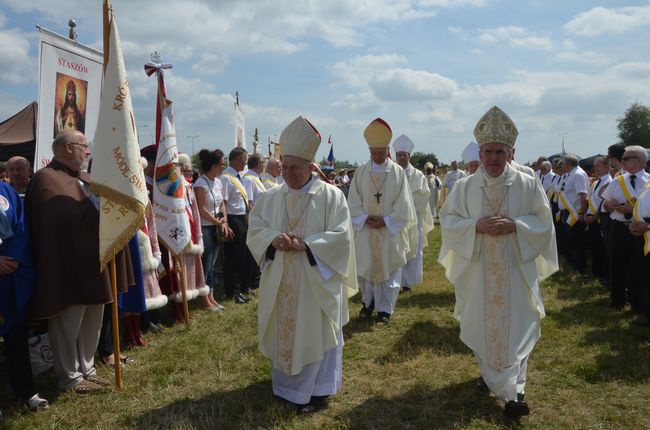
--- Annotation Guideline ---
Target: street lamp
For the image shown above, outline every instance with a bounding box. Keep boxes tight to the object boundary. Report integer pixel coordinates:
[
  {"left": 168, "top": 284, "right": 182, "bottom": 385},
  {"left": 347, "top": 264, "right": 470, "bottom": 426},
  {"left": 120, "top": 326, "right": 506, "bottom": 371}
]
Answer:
[{"left": 187, "top": 135, "right": 199, "bottom": 155}]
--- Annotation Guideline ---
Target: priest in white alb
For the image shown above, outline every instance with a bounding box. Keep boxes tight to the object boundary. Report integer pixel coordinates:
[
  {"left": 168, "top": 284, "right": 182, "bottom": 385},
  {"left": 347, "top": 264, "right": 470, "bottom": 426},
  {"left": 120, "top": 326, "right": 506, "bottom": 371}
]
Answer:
[
  {"left": 348, "top": 118, "right": 416, "bottom": 324},
  {"left": 438, "top": 106, "right": 558, "bottom": 419},
  {"left": 392, "top": 135, "right": 434, "bottom": 292},
  {"left": 246, "top": 116, "right": 357, "bottom": 414}
]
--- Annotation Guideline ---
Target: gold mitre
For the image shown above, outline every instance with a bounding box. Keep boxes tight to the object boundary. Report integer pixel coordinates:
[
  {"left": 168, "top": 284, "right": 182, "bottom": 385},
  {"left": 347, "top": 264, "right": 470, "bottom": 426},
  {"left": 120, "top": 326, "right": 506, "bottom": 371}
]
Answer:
[
  {"left": 473, "top": 106, "right": 518, "bottom": 148},
  {"left": 364, "top": 118, "right": 392, "bottom": 148},
  {"left": 279, "top": 116, "right": 321, "bottom": 161}
]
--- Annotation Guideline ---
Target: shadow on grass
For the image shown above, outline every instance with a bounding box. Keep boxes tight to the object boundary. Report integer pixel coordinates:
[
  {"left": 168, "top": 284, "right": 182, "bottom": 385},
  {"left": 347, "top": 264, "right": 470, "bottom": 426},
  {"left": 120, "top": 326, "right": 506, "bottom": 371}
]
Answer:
[
  {"left": 336, "top": 380, "right": 521, "bottom": 429},
  {"left": 135, "top": 380, "right": 297, "bottom": 429},
  {"left": 398, "top": 289, "right": 456, "bottom": 309},
  {"left": 376, "top": 320, "right": 471, "bottom": 365}
]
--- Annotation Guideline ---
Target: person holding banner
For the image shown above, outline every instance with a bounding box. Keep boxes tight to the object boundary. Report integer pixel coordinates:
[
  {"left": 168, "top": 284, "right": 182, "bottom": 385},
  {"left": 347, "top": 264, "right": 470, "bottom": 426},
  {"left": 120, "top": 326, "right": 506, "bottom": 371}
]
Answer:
[
  {"left": 602, "top": 146, "right": 650, "bottom": 310},
  {"left": 247, "top": 116, "right": 357, "bottom": 413},
  {"left": 220, "top": 147, "right": 253, "bottom": 304},
  {"left": 25, "top": 130, "right": 134, "bottom": 394}
]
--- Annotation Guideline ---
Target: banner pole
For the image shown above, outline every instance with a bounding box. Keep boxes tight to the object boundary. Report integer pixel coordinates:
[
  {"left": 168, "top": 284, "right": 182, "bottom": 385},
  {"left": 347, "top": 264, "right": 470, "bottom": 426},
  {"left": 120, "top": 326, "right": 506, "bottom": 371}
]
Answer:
[
  {"left": 110, "top": 257, "right": 122, "bottom": 389},
  {"left": 175, "top": 255, "right": 190, "bottom": 327}
]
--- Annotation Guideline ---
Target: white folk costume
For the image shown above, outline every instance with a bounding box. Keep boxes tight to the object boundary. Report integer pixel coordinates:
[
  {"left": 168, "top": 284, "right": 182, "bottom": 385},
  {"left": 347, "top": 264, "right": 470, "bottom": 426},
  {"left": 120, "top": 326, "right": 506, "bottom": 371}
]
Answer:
[
  {"left": 261, "top": 172, "right": 279, "bottom": 190},
  {"left": 439, "top": 106, "right": 558, "bottom": 407},
  {"left": 247, "top": 116, "right": 357, "bottom": 405},
  {"left": 348, "top": 119, "right": 416, "bottom": 320},
  {"left": 138, "top": 204, "right": 168, "bottom": 310},
  {"left": 392, "top": 135, "right": 434, "bottom": 288}
]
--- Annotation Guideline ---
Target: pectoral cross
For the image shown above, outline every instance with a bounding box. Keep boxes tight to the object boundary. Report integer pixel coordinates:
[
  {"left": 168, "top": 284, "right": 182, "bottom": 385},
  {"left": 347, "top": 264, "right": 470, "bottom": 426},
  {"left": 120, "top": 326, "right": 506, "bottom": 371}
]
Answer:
[{"left": 374, "top": 192, "right": 382, "bottom": 203}]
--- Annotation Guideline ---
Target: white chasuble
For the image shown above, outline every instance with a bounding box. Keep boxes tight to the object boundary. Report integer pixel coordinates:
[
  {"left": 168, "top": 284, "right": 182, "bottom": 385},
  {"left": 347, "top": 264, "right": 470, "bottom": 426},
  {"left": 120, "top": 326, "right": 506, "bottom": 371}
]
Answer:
[
  {"left": 348, "top": 159, "right": 416, "bottom": 284},
  {"left": 438, "top": 165, "right": 558, "bottom": 372},
  {"left": 247, "top": 176, "right": 357, "bottom": 376}
]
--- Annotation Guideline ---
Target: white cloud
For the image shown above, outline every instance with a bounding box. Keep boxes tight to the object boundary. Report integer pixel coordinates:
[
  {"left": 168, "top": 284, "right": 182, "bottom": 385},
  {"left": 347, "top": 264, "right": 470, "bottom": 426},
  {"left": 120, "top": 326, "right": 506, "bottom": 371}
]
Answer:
[
  {"left": 0, "top": 28, "right": 34, "bottom": 84},
  {"left": 477, "top": 26, "right": 552, "bottom": 51},
  {"left": 565, "top": 6, "right": 650, "bottom": 37},
  {"left": 191, "top": 53, "right": 230, "bottom": 75}
]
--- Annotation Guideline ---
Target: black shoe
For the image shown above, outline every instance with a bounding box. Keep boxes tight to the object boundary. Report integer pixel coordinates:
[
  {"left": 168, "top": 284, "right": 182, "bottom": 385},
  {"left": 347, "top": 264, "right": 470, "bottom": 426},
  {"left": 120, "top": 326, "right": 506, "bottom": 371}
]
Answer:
[
  {"left": 376, "top": 312, "right": 390, "bottom": 325},
  {"left": 359, "top": 303, "right": 374, "bottom": 319},
  {"left": 504, "top": 400, "right": 530, "bottom": 419},
  {"left": 517, "top": 393, "right": 525, "bottom": 402},
  {"left": 401, "top": 286, "right": 411, "bottom": 293},
  {"left": 234, "top": 294, "right": 249, "bottom": 304},
  {"left": 474, "top": 377, "right": 489, "bottom": 393},
  {"left": 296, "top": 403, "right": 317, "bottom": 414}
]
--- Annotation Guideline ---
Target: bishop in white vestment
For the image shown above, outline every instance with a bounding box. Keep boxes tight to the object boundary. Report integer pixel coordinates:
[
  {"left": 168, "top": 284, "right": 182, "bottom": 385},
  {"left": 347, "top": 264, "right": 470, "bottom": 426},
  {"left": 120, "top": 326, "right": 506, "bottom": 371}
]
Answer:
[
  {"left": 393, "top": 135, "right": 434, "bottom": 290},
  {"left": 439, "top": 106, "right": 558, "bottom": 419},
  {"left": 348, "top": 118, "right": 416, "bottom": 324},
  {"left": 247, "top": 116, "right": 357, "bottom": 413}
]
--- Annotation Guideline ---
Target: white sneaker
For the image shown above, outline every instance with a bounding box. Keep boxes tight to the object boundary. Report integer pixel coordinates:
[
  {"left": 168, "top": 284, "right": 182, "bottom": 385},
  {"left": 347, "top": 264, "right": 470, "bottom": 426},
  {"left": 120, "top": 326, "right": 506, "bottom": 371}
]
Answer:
[{"left": 25, "top": 394, "right": 49, "bottom": 412}]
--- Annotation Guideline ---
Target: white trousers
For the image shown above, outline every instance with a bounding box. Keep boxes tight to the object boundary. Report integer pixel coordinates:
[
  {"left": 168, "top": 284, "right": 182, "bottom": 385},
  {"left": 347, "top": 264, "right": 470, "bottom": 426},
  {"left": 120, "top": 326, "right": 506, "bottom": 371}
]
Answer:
[
  {"left": 401, "top": 228, "right": 423, "bottom": 287},
  {"left": 476, "top": 353, "right": 529, "bottom": 402},
  {"left": 271, "top": 330, "right": 343, "bottom": 405},
  {"left": 48, "top": 304, "right": 104, "bottom": 389},
  {"left": 359, "top": 268, "right": 401, "bottom": 314}
]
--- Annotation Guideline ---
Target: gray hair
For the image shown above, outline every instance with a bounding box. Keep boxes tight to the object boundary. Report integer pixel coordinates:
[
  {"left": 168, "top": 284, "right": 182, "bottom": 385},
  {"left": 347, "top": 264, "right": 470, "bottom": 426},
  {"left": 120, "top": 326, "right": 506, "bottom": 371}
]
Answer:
[
  {"left": 563, "top": 154, "right": 579, "bottom": 167},
  {"left": 624, "top": 145, "right": 648, "bottom": 163},
  {"left": 541, "top": 160, "right": 552, "bottom": 171}
]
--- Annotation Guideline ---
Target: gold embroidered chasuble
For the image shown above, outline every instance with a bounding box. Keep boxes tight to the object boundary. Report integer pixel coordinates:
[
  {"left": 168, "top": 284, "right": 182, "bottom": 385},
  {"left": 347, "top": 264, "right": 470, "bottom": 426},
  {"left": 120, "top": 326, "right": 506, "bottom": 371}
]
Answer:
[
  {"left": 438, "top": 165, "right": 558, "bottom": 370},
  {"left": 348, "top": 159, "right": 416, "bottom": 283},
  {"left": 247, "top": 177, "right": 357, "bottom": 376}
]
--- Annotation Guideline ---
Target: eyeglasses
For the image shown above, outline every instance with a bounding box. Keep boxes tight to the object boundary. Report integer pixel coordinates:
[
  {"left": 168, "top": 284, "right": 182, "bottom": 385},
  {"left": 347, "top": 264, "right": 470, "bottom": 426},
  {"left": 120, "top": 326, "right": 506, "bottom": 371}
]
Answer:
[
  {"left": 621, "top": 156, "right": 639, "bottom": 161},
  {"left": 68, "top": 142, "right": 89, "bottom": 149}
]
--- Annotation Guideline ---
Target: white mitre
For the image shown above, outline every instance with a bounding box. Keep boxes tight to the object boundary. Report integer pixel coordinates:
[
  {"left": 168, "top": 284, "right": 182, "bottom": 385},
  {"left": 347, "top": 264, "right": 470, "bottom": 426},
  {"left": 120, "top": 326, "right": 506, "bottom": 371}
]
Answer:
[
  {"left": 461, "top": 141, "right": 479, "bottom": 163},
  {"left": 392, "top": 134, "right": 415, "bottom": 154},
  {"left": 279, "top": 116, "right": 321, "bottom": 161}
]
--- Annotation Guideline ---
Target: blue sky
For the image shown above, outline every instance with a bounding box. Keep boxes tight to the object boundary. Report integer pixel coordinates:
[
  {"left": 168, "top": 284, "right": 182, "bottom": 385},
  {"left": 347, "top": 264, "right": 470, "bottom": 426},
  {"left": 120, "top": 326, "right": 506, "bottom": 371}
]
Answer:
[{"left": 1, "top": 0, "right": 650, "bottom": 165}]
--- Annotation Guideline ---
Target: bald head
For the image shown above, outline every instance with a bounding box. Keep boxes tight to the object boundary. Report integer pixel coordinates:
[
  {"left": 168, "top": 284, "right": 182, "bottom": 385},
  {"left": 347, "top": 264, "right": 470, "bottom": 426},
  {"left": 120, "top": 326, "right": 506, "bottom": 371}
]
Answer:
[
  {"left": 52, "top": 129, "right": 90, "bottom": 172},
  {"left": 266, "top": 158, "right": 281, "bottom": 178},
  {"left": 7, "top": 156, "right": 31, "bottom": 193}
]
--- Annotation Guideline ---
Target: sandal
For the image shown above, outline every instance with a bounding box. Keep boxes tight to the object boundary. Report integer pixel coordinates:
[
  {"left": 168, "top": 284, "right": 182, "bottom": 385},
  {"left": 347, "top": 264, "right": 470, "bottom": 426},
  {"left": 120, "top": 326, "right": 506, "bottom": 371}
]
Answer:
[
  {"left": 85, "top": 374, "right": 111, "bottom": 387},
  {"left": 71, "top": 379, "right": 102, "bottom": 396}
]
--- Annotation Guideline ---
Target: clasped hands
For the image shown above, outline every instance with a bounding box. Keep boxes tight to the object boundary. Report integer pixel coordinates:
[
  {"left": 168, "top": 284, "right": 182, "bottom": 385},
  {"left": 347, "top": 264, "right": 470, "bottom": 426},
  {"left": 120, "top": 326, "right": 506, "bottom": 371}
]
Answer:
[
  {"left": 0, "top": 256, "right": 18, "bottom": 275},
  {"left": 365, "top": 215, "right": 386, "bottom": 229},
  {"left": 476, "top": 216, "right": 516, "bottom": 236},
  {"left": 630, "top": 221, "right": 650, "bottom": 237},
  {"left": 272, "top": 233, "right": 306, "bottom": 251}
]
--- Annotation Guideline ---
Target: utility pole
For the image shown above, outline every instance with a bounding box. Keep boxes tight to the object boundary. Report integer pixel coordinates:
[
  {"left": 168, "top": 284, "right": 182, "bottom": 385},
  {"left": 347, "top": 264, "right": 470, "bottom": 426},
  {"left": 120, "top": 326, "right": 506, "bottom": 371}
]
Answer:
[
  {"left": 558, "top": 132, "right": 568, "bottom": 154},
  {"left": 187, "top": 135, "right": 199, "bottom": 155}
]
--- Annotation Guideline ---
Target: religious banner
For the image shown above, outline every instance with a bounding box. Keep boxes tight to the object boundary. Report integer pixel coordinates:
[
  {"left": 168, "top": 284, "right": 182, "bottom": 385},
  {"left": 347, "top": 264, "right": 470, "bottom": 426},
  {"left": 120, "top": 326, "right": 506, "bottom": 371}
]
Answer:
[
  {"left": 234, "top": 100, "right": 247, "bottom": 150},
  {"left": 91, "top": 5, "right": 148, "bottom": 270},
  {"left": 152, "top": 101, "right": 191, "bottom": 256},
  {"left": 35, "top": 26, "right": 103, "bottom": 171}
]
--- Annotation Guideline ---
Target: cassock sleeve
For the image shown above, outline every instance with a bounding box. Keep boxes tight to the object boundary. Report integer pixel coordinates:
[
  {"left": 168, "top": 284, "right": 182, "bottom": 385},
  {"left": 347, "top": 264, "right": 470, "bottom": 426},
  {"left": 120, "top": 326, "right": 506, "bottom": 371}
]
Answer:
[{"left": 246, "top": 191, "right": 281, "bottom": 266}]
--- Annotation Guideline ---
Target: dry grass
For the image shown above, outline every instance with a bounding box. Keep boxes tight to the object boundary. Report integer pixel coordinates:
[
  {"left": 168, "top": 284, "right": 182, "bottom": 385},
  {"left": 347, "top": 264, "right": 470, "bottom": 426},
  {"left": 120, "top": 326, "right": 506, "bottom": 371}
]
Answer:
[{"left": 2, "top": 228, "right": 650, "bottom": 429}]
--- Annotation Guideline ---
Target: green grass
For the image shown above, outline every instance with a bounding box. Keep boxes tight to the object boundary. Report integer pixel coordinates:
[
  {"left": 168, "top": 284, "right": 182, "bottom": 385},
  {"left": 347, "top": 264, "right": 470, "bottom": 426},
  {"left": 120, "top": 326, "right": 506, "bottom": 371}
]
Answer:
[{"left": 2, "top": 228, "right": 650, "bottom": 429}]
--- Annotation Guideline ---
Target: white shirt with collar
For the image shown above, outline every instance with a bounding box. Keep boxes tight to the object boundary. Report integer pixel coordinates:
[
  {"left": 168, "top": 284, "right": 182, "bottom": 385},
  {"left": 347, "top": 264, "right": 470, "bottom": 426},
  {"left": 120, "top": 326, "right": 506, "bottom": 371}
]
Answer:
[
  {"left": 586, "top": 173, "right": 612, "bottom": 216},
  {"left": 562, "top": 166, "right": 589, "bottom": 213},
  {"left": 602, "top": 169, "right": 650, "bottom": 222},
  {"left": 242, "top": 170, "right": 266, "bottom": 205},
  {"left": 219, "top": 165, "right": 248, "bottom": 215},
  {"left": 540, "top": 171, "right": 556, "bottom": 195}
]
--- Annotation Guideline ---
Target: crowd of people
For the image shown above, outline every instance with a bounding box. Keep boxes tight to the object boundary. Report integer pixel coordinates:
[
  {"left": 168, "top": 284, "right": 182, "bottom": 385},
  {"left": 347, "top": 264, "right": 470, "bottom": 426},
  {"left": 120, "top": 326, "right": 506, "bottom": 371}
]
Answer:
[{"left": 1, "top": 107, "right": 649, "bottom": 422}]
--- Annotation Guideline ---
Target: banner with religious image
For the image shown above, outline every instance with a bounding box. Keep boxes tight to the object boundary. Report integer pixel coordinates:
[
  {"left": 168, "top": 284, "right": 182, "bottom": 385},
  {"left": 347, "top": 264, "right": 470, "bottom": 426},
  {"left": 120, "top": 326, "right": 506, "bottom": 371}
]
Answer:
[
  {"left": 234, "top": 101, "right": 247, "bottom": 150},
  {"left": 153, "top": 101, "right": 191, "bottom": 256},
  {"left": 35, "top": 26, "right": 103, "bottom": 171}
]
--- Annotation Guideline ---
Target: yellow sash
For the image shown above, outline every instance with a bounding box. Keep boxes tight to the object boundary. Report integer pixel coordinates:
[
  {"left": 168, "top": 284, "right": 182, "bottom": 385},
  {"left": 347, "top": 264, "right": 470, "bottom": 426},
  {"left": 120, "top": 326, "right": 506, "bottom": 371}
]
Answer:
[
  {"left": 587, "top": 180, "right": 600, "bottom": 222},
  {"left": 244, "top": 173, "right": 266, "bottom": 192},
  {"left": 558, "top": 191, "right": 579, "bottom": 226},
  {"left": 223, "top": 172, "right": 248, "bottom": 202},
  {"left": 632, "top": 181, "right": 650, "bottom": 255},
  {"left": 617, "top": 175, "right": 635, "bottom": 206}
]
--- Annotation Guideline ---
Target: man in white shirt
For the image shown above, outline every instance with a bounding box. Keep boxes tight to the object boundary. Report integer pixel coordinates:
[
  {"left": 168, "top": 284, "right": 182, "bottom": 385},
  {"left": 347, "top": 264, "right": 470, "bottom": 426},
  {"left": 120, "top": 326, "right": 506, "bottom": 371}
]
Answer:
[
  {"left": 424, "top": 162, "right": 441, "bottom": 221},
  {"left": 538, "top": 161, "right": 555, "bottom": 201},
  {"left": 583, "top": 156, "right": 611, "bottom": 280},
  {"left": 220, "top": 147, "right": 253, "bottom": 304},
  {"left": 444, "top": 161, "right": 465, "bottom": 192},
  {"left": 261, "top": 159, "right": 281, "bottom": 190},
  {"left": 603, "top": 145, "right": 650, "bottom": 309},
  {"left": 242, "top": 154, "right": 267, "bottom": 208},
  {"left": 559, "top": 154, "right": 589, "bottom": 273}
]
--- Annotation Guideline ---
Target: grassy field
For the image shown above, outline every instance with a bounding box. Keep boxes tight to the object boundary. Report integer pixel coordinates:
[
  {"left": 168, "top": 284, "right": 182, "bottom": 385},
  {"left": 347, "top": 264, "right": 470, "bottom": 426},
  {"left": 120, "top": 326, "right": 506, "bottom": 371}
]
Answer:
[{"left": 2, "top": 228, "right": 650, "bottom": 429}]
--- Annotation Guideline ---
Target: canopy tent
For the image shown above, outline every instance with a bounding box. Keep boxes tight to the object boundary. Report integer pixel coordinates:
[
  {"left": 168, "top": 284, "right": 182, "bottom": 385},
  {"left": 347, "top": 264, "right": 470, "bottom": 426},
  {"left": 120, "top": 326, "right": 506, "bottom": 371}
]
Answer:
[{"left": 0, "top": 101, "right": 37, "bottom": 165}]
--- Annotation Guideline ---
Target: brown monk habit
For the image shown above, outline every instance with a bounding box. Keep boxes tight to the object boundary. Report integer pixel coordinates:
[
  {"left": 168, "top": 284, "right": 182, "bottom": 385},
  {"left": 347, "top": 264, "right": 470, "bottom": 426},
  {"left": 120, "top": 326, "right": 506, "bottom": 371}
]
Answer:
[{"left": 25, "top": 159, "right": 134, "bottom": 320}]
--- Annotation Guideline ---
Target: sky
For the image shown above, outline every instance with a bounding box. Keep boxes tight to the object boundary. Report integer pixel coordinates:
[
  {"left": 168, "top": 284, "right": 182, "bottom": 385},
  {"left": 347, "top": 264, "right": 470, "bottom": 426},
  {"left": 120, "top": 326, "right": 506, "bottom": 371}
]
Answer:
[{"left": 1, "top": 0, "right": 650, "bottom": 165}]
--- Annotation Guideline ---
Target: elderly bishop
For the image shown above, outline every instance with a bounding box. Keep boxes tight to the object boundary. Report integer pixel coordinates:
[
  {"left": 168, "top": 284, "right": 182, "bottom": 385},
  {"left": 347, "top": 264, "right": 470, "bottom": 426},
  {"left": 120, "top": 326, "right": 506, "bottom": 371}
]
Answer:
[
  {"left": 247, "top": 116, "right": 357, "bottom": 413},
  {"left": 439, "top": 106, "right": 558, "bottom": 419},
  {"left": 348, "top": 119, "right": 416, "bottom": 324},
  {"left": 392, "top": 135, "right": 434, "bottom": 292}
]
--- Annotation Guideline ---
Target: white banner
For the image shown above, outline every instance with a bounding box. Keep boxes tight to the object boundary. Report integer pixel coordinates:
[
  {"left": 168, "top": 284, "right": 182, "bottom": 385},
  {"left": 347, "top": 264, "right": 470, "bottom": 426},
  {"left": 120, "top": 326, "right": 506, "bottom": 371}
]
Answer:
[
  {"left": 35, "top": 27, "right": 103, "bottom": 171},
  {"left": 91, "top": 9, "right": 148, "bottom": 269},
  {"left": 234, "top": 102, "right": 247, "bottom": 150},
  {"left": 153, "top": 101, "right": 191, "bottom": 256}
]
